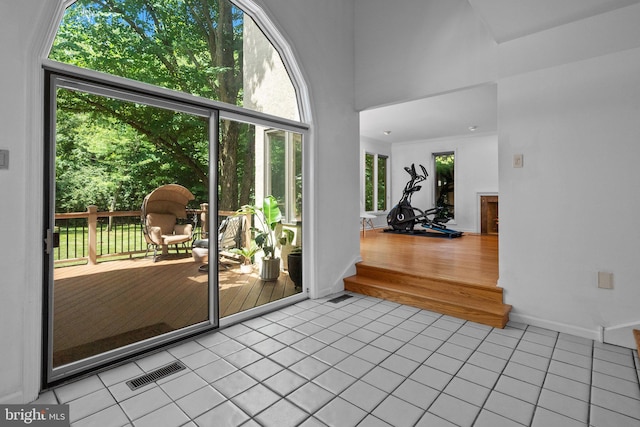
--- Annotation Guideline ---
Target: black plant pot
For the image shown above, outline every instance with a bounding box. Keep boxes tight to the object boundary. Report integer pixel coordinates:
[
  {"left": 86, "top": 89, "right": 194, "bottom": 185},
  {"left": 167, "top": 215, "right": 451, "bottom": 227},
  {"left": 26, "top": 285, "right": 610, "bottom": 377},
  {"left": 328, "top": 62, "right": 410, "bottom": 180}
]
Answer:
[{"left": 287, "top": 252, "right": 302, "bottom": 288}]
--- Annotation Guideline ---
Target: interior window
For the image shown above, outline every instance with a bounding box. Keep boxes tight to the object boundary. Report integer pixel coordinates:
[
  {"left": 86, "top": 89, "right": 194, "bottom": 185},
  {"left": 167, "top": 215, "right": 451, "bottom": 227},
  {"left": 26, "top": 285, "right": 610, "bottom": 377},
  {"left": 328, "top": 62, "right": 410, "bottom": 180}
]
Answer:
[
  {"left": 264, "top": 129, "right": 303, "bottom": 224},
  {"left": 364, "top": 152, "right": 388, "bottom": 212},
  {"left": 434, "top": 152, "right": 455, "bottom": 220}
]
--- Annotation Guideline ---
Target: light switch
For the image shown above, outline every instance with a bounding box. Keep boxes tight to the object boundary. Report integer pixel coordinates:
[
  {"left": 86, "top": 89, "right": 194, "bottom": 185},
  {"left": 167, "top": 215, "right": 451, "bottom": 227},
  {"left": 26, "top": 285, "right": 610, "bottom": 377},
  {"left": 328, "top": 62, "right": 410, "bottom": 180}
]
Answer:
[{"left": 0, "top": 150, "right": 8, "bottom": 170}]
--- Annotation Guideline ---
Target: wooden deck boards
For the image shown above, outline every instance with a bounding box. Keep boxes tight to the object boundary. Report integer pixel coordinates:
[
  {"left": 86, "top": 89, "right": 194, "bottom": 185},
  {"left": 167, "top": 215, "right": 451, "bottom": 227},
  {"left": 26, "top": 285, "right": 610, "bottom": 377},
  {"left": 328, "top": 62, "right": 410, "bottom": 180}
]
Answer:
[{"left": 52, "top": 255, "right": 300, "bottom": 365}]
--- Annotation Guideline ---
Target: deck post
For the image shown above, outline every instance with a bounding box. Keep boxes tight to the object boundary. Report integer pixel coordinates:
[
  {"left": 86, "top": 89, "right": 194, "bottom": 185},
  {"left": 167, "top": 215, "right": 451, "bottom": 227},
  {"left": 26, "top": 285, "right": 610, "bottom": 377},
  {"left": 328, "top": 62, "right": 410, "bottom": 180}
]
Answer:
[
  {"left": 200, "top": 203, "right": 208, "bottom": 239},
  {"left": 87, "top": 205, "right": 98, "bottom": 265}
]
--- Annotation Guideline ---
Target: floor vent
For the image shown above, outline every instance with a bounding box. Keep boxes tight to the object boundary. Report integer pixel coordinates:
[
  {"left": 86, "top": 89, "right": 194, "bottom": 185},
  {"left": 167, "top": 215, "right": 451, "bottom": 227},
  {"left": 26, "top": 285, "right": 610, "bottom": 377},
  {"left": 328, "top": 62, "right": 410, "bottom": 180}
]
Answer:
[
  {"left": 328, "top": 294, "right": 353, "bottom": 304},
  {"left": 126, "top": 361, "right": 186, "bottom": 390}
]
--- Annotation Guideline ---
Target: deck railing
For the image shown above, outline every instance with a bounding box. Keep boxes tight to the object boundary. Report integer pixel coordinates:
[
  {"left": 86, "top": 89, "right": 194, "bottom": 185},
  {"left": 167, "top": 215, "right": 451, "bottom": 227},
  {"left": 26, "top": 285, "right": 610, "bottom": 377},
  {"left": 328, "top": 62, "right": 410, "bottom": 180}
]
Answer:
[{"left": 53, "top": 205, "right": 220, "bottom": 266}]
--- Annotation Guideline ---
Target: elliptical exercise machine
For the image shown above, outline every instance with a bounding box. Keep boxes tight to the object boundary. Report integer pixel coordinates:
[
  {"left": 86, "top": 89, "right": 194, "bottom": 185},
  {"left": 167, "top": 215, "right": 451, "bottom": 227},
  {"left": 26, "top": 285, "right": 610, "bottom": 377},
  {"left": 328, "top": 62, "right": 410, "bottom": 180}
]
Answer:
[{"left": 385, "top": 163, "right": 463, "bottom": 238}]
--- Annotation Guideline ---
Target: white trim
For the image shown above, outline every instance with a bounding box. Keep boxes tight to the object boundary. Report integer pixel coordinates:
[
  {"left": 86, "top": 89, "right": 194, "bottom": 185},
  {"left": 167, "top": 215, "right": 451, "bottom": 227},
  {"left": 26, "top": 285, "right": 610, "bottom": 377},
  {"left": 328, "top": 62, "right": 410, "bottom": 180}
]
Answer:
[
  {"left": 321, "top": 255, "right": 359, "bottom": 299},
  {"left": 603, "top": 321, "right": 640, "bottom": 349},
  {"left": 44, "top": 60, "right": 309, "bottom": 133},
  {"left": 363, "top": 152, "right": 389, "bottom": 214},
  {"left": 508, "top": 312, "right": 601, "bottom": 342}
]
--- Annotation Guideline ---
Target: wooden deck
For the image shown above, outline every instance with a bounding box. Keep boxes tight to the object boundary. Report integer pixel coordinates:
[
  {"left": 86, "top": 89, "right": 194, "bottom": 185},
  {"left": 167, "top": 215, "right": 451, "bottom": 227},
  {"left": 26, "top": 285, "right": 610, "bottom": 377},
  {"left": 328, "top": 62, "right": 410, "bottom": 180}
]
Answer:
[
  {"left": 345, "top": 229, "right": 509, "bottom": 328},
  {"left": 52, "top": 255, "right": 300, "bottom": 366}
]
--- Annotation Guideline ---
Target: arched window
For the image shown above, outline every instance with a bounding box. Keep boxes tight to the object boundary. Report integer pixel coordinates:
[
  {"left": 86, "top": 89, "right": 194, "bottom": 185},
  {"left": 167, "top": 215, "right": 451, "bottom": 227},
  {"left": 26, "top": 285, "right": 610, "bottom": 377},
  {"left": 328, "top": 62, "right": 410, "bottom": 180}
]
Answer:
[
  {"left": 49, "top": 0, "right": 299, "bottom": 121},
  {"left": 44, "top": 0, "right": 308, "bottom": 384}
]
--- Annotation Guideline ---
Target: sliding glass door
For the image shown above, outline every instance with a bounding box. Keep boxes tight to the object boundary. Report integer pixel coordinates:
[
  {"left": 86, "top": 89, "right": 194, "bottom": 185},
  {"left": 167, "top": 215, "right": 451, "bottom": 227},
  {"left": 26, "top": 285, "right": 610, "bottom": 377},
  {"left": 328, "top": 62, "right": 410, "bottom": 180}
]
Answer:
[
  {"left": 44, "top": 70, "right": 307, "bottom": 385},
  {"left": 45, "top": 74, "right": 217, "bottom": 383}
]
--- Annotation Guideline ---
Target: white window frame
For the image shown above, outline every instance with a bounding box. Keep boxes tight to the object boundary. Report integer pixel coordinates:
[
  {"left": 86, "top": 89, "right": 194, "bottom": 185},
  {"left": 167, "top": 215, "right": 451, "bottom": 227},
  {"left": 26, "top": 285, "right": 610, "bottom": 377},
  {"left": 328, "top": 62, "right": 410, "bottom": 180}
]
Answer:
[
  {"left": 264, "top": 128, "right": 302, "bottom": 224},
  {"left": 364, "top": 152, "right": 389, "bottom": 214}
]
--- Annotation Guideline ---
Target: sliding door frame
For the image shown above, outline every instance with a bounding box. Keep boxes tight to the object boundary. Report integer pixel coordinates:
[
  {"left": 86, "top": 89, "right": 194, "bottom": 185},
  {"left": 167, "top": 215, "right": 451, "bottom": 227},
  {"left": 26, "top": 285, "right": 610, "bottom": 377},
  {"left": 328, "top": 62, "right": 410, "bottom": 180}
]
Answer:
[{"left": 43, "top": 61, "right": 309, "bottom": 387}]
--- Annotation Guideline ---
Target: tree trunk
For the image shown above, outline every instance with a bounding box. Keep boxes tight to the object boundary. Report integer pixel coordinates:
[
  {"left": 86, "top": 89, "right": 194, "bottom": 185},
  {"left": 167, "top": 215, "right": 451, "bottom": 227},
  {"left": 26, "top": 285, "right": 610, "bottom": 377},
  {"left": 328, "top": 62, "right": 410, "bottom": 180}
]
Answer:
[
  {"left": 219, "top": 120, "right": 239, "bottom": 211},
  {"left": 239, "top": 126, "right": 255, "bottom": 207}
]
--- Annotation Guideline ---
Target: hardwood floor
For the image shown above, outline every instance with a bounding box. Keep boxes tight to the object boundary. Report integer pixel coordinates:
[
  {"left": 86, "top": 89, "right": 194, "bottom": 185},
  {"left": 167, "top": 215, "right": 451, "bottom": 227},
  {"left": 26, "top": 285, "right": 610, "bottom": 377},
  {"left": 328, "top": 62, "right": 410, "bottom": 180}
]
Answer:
[
  {"left": 359, "top": 229, "right": 499, "bottom": 287},
  {"left": 52, "top": 256, "right": 300, "bottom": 366},
  {"left": 345, "top": 229, "right": 510, "bottom": 328}
]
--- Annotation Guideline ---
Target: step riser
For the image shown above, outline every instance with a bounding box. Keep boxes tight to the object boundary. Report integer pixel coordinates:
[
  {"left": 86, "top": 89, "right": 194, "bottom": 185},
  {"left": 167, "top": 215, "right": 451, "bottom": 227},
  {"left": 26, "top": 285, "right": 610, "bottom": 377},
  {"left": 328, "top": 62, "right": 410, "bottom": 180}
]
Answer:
[
  {"left": 344, "top": 280, "right": 509, "bottom": 329},
  {"left": 345, "top": 262, "right": 511, "bottom": 329},
  {"left": 354, "top": 264, "right": 504, "bottom": 304}
]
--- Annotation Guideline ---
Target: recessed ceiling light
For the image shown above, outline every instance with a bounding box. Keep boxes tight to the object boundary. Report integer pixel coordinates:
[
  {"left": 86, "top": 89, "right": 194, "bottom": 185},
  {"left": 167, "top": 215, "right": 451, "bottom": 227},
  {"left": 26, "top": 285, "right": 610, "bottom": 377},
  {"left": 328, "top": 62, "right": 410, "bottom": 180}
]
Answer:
[
  {"left": 383, "top": 130, "right": 392, "bottom": 135},
  {"left": 468, "top": 126, "right": 478, "bottom": 131}
]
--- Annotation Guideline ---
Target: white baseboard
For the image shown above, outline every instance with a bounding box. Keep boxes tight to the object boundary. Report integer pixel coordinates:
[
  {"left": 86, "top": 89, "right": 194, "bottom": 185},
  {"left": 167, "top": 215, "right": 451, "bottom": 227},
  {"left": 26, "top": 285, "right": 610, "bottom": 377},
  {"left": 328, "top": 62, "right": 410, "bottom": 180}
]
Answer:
[
  {"left": 0, "top": 390, "right": 25, "bottom": 405},
  {"left": 603, "top": 321, "right": 640, "bottom": 350},
  {"left": 508, "top": 312, "right": 601, "bottom": 343},
  {"left": 321, "top": 256, "right": 360, "bottom": 298}
]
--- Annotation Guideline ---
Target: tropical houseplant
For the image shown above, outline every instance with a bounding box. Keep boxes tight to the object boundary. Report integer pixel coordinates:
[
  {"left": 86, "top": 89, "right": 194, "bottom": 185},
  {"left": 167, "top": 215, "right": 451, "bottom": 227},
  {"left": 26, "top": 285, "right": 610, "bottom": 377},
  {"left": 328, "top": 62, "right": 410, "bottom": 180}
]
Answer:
[
  {"left": 230, "top": 242, "right": 259, "bottom": 274},
  {"left": 236, "top": 195, "right": 293, "bottom": 281}
]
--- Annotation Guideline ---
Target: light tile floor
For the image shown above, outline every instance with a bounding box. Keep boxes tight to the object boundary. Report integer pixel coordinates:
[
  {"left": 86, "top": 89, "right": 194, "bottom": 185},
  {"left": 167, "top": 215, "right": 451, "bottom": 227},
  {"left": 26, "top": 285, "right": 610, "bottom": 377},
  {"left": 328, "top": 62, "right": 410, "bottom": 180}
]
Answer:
[{"left": 35, "top": 293, "right": 640, "bottom": 427}]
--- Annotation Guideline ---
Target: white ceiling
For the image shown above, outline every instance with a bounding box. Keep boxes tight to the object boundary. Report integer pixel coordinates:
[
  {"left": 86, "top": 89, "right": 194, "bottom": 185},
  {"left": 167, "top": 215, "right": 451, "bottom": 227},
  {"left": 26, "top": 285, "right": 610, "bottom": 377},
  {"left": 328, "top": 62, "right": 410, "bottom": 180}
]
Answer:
[
  {"left": 360, "top": 0, "right": 640, "bottom": 145},
  {"left": 360, "top": 84, "right": 497, "bottom": 144}
]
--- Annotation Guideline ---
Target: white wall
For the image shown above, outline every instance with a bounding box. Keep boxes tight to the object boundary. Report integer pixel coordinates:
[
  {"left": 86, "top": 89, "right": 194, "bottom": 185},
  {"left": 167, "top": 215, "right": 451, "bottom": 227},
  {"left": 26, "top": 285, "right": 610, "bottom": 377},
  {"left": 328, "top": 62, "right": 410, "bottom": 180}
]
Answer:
[
  {"left": 499, "top": 45, "right": 640, "bottom": 340},
  {"left": 354, "top": 0, "right": 497, "bottom": 110},
  {"left": 0, "top": 0, "right": 60, "bottom": 405},
  {"left": 392, "top": 134, "right": 498, "bottom": 233},
  {"left": 0, "top": 0, "right": 358, "bottom": 403}
]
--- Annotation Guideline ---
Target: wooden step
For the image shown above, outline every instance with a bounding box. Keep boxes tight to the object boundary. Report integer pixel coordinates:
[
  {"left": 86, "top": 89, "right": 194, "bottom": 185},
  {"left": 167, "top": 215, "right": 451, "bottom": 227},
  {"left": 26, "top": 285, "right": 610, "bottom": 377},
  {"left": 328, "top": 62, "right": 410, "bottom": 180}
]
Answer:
[
  {"left": 634, "top": 329, "right": 640, "bottom": 355},
  {"left": 344, "top": 262, "right": 511, "bottom": 329}
]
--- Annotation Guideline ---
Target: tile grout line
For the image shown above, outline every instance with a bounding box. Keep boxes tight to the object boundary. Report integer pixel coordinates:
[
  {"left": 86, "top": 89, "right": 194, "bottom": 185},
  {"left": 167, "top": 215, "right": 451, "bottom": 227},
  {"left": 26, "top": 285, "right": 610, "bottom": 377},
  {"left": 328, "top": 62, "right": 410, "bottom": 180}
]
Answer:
[
  {"left": 48, "top": 294, "right": 640, "bottom": 427},
  {"left": 529, "top": 326, "right": 561, "bottom": 427},
  {"left": 468, "top": 321, "right": 530, "bottom": 427}
]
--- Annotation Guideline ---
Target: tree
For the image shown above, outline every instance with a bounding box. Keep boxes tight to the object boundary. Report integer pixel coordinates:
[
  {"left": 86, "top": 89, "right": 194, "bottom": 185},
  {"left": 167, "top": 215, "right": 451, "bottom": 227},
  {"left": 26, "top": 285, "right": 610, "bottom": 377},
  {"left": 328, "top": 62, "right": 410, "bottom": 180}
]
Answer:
[{"left": 50, "top": 0, "right": 253, "bottom": 211}]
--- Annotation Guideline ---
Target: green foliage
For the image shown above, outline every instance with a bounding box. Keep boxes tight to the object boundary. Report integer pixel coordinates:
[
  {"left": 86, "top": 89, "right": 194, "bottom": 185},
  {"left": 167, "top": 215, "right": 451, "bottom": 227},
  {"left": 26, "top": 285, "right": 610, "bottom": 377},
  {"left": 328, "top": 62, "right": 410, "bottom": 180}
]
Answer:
[
  {"left": 236, "top": 195, "right": 293, "bottom": 259},
  {"left": 434, "top": 153, "right": 455, "bottom": 217},
  {"left": 50, "top": 0, "right": 243, "bottom": 101},
  {"left": 229, "top": 241, "right": 259, "bottom": 265},
  {"left": 364, "top": 153, "right": 374, "bottom": 211},
  {"left": 49, "top": 0, "right": 249, "bottom": 212}
]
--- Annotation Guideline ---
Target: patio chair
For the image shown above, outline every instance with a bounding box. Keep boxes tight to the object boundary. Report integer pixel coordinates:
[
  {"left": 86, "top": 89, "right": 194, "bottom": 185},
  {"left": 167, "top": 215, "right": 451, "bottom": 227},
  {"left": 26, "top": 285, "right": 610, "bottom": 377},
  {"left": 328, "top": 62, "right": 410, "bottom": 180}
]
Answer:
[
  {"left": 141, "top": 184, "right": 195, "bottom": 262},
  {"left": 192, "top": 215, "right": 246, "bottom": 271}
]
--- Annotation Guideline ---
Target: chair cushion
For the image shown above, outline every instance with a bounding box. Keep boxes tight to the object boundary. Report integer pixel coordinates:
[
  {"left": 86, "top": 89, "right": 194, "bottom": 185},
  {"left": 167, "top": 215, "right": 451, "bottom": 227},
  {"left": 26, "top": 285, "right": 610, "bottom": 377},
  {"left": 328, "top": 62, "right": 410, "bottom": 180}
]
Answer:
[
  {"left": 146, "top": 213, "right": 176, "bottom": 235},
  {"left": 174, "top": 223, "right": 192, "bottom": 236},
  {"left": 163, "top": 234, "right": 191, "bottom": 245}
]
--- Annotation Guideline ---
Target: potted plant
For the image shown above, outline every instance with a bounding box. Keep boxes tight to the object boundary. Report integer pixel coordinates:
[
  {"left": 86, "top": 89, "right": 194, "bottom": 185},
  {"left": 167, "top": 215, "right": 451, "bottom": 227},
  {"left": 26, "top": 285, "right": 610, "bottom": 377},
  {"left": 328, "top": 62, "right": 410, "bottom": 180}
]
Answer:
[
  {"left": 287, "top": 246, "right": 302, "bottom": 289},
  {"left": 236, "top": 196, "right": 293, "bottom": 281},
  {"left": 230, "top": 242, "right": 259, "bottom": 274}
]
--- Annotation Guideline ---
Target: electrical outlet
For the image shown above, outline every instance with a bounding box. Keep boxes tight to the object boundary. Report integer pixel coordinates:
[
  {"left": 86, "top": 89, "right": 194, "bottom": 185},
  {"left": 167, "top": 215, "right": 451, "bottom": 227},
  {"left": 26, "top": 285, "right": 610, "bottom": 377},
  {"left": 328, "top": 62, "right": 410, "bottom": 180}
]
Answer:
[
  {"left": 598, "top": 271, "right": 613, "bottom": 289},
  {"left": 513, "top": 154, "right": 523, "bottom": 168}
]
